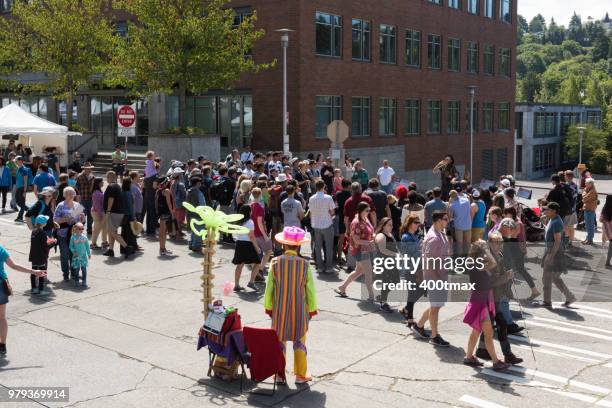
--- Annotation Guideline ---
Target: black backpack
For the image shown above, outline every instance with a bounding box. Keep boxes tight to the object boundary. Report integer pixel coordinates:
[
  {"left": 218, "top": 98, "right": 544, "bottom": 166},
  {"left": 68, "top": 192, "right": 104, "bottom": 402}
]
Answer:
[{"left": 211, "top": 178, "right": 233, "bottom": 206}]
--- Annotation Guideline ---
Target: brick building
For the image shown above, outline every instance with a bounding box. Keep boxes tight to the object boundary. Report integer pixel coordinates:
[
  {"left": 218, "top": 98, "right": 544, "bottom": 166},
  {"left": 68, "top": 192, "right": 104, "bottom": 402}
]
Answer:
[{"left": 1, "top": 0, "right": 517, "bottom": 188}]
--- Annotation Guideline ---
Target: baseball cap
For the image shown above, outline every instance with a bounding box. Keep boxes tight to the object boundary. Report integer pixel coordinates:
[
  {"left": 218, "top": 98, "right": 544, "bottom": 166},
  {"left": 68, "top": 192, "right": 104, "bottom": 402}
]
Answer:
[
  {"left": 275, "top": 174, "right": 288, "bottom": 183},
  {"left": 33, "top": 215, "right": 49, "bottom": 226},
  {"left": 471, "top": 190, "right": 480, "bottom": 198},
  {"left": 545, "top": 202, "right": 561, "bottom": 212},
  {"left": 500, "top": 179, "right": 511, "bottom": 187},
  {"left": 40, "top": 186, "right": 56, "bottom": 196}
]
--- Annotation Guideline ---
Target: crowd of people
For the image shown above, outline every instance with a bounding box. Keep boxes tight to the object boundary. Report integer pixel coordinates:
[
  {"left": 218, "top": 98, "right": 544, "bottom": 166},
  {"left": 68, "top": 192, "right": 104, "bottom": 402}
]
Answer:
[{"left": 0, "top": 144, "right": 611, "bottom": 376}]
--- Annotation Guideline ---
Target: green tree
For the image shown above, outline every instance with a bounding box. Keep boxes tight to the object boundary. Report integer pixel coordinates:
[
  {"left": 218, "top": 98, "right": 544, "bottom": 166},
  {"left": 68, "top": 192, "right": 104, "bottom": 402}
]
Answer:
[
  {"left": 561, "top": 40, "right": 583, "bottom": 57},
  {"left": 567, "top": 13, "right": 585, "bottom": 45},
  {"left": 517, "top": 50, "right": 546, "bottom": 77},
  {"left": 0, "top": 0, "right": 119, "bottom": 128},
  {"left": 110, "top": 0, "right": 271, "bottom": 128},
  {"left": 529, "top": 14, "right": 546, "bottom": 34},
  {"left": 518, "top": 72, "right": 542, "bottom": 102},
  {"left": 592, "top": 31, "right": 611, "bottom": 62},
  {"left": 517, "top": 15, "right": 528, "bottom": 44},
  {"left": 546, "top": 18, "right": 565, "bottom": 45},
  {"left": 564, "top": 124, "right": 608, "bottom": 165},
  {"left": 559, "top": 74, "right": 583, "bottom": 104}
]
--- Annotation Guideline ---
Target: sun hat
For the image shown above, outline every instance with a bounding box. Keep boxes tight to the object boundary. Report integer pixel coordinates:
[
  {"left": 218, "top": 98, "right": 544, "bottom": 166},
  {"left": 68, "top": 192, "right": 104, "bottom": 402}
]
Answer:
[
  {"left": 275, "top": 226, "right": 310, "bottom": 246},
  {"left": 40, "top": 186, "right": 56, "bottom": 197},
  {"left": 172, "top": 167, "right": 185, "bottom": 177},
  {"left": 82, "top": 162, "right": 95, "bottom": 169},
  {"left": 33, "top": 215, "right": 49, "bottom": 226},
  {"left": 130, "top": 221, "right": 143, "bottom": 235},
  {"left": 275, "top": 174, "right": 288, "bottom": 183},
  {"left": 471, "top": 189, "right": 480, "bottom": 198}
]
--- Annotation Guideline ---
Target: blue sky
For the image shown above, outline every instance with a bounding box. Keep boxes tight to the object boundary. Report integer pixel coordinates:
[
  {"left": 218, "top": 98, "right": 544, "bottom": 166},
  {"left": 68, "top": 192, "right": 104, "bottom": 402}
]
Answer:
[{"left": 518, "top": 0, "right": 609, "bottom": 26}]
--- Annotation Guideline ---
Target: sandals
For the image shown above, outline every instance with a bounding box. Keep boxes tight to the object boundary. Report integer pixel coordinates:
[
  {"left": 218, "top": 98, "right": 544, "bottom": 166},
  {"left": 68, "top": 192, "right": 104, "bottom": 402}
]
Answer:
[{"left": 334, "top": 288, "right": 348, "bottom": 298}]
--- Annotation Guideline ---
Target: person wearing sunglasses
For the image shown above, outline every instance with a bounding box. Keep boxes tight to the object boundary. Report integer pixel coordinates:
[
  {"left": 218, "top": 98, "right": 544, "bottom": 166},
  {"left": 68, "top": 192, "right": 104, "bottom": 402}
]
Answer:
[{"left": 411, "top": 211, "right": 451, "bottom": 347}]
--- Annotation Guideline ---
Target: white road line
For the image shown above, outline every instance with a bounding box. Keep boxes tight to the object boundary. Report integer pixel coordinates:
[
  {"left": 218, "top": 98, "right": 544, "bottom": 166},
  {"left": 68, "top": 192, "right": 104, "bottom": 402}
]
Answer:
[
  {"left": 508, "top": 335, "right": 612, "bottom": 359},
  {"left": 481, "top": 369, "right": 612, "bottom": 407},
  {"left": 562, "top": 309, "right": 612, "bottom": 321},
  {"left": 530, "top": 316, "right": 612, "bottom": 335},
  {"left": 512, "top": 344, "right": 603, "bottom": 364},
  {"left": 524, "top": 320, "right": 612, "bottom": 341},
  {"left": 459, "top": 395, "right": 508, "bottom": 408},
  {"left": 506, "top": 366, "right": 611, "bottom": 394},
  {"left": 554, "top": 303, "right": 612, "bottom": 316}
]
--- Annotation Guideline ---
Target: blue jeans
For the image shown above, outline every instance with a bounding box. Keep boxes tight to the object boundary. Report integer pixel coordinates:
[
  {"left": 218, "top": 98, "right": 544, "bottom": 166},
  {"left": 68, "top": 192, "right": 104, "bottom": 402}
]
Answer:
[
  {"left": 58, "top": 234, "right": 72, "bottom": 277},
  {"left": 72, "top": 265, "right": 87, "bottom": 283},
  {"left": 189, "top": 221, "right": 204, "bottom": 250},
  {"left": 381, "top": 184, "right": 393, "bottom": 194},
  {"left": 81, "top": 199, "right": 93, "bottom": 234},
  {"left": 584, "top": 210, "right": 596, "bottom": 243},
  {"left": 499, "top": 298, "right": 514, "bottom": 325}
]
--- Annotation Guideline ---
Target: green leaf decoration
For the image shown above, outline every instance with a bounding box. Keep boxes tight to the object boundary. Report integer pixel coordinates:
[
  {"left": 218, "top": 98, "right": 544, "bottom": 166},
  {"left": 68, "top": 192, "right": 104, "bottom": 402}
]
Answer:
[{"left": 183, "top": 203, "right": 249, "bottom": 237}]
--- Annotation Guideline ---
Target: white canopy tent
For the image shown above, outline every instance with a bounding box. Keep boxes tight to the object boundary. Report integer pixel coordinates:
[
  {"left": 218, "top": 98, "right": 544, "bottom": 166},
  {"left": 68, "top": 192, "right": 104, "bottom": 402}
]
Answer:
[{"left": 0, "top": 103, "right": 81, "bottom": 166}]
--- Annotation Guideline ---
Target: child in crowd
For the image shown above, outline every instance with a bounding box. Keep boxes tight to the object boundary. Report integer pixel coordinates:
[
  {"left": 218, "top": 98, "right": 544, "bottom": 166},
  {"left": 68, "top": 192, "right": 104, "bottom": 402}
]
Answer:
[
  {"left": 69, "top": 222, "right": 91, "bottom": 288},
  {"left": 29, "top": 215, "right": 56, "bottom": 295}
]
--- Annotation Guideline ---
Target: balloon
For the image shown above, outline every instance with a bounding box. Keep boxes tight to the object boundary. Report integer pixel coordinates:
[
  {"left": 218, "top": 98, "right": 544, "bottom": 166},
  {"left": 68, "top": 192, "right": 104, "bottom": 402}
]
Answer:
[{"left": 222, "top": 281, "right": 234, "bottom": 297}]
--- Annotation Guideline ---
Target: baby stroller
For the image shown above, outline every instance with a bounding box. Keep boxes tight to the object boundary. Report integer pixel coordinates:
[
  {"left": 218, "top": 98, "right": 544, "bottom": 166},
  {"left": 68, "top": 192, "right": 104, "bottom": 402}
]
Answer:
[{"left": 520, "top": 203, "right": 545, "bottom": 242}]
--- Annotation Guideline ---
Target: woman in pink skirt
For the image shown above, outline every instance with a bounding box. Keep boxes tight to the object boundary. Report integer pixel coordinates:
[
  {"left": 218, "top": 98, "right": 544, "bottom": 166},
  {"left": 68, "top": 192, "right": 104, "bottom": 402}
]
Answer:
[{"left": 462, "top": 240, "right": 510, "bottom": 371}]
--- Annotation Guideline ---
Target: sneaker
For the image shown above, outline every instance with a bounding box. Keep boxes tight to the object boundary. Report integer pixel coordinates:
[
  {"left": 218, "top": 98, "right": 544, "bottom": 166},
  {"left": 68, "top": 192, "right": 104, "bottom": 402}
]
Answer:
[
  {"left": 90, "top": 243, "right": 101, "bottom": 250},
  {"left": 429, "top": 335, "right": 450, "bottom": 347},
  {"left": 255, "top": 274, "right": 266, "bottom": 282},
  {"left": 507, "top": 324, "right": 525, "bottom": 335},
  {"left": 504, "top": 352, "right": 524, "bottom": 365},
  {"left": 31, "top": 288, "right": 40, "bottom": 295},
  {"left": 324, "top": 267, "right": 335, "bottom": 274},
  {"left": 492, "top": 361, "right": 511, "bottom": 371},
  {"left": 463, "top": 356, "right": 484, "bottom": 367},
  {"left": 81, "top": 283, "right": 89, "bottom": 289},
  {"left": 379, "top": 303, "right": 393, "bottom": 313},
  {"left": 63, "top": 275, "right": 70, "bottom": 282},
  {"left": 102, "top": 249, "right": 115, "bottom": 257},
  {"left": 14, "top": 218, "right": 24, "bottom": 223},
  {"left": 38, "top": 289, "right": 50, "bottom": 296},
  {"left": 101, "top": 242, "right": 109, "bottom": 248},
  {"left": 475, "top": 348, "right": 492, "bottom": 361},
  {"left": 0, "top": 343, "right": 6, "bottom": 355},
  {"left": 159, "top": 249, "right": 173, "bottom": 256},
  {"left": 410, "top": 325, "right": 430, "bottom": 339},
  {"left": 246, "top": 282, "right": 259, "bottom": 291},
  {"left": 295, "top": 375, "right": 313, "bottom": 384},
  {"left": 233, "top": 285, "right": 245, "bottom": 292},
  {"left": 564, "top": 294, "right": 577, "bottom": 307}
]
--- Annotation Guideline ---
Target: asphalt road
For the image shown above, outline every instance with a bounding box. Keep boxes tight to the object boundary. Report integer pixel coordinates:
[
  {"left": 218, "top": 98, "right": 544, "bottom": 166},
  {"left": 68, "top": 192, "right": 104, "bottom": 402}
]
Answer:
[{"left": 0, "top": 188, "right": 611, "bottom": 408}]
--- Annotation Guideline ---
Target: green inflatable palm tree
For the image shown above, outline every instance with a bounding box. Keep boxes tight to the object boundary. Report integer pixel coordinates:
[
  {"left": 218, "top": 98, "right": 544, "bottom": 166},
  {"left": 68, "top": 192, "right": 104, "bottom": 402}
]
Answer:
[{"left": 183, "top": 203, "right": 249, "bottom": 317}]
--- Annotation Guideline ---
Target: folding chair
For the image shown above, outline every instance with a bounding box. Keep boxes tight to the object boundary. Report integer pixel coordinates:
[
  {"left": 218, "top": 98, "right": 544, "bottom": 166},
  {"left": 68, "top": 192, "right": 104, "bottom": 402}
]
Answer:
[{"left": 243, "top": 326, "right": 286, "bottom": 395}]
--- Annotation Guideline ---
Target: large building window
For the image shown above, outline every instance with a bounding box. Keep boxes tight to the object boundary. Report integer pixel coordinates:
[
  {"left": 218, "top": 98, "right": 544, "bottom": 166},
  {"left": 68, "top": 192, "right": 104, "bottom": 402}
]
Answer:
[
  {"left": 561, "top": 112, "right": 580, "bottom": 136},
  {"left": 405, "top": 99, "right": 420, "bottom": 135},
  {"left": 516, "top": 144, "right": 522, "bottom": 172},
  {"left": 405, "top": 29, "right": 421, "bottom": 67},
  {"left": 483, "top": 44, "right": 494, "bottom": 75},
  {"left": 352, "top": 19, "right": 371, "bottom": 61},
  {"left": 467, "top": 41, "right": 479, "bottom": 73},
  {"left": 483, "top": 102, "right": 493, "bottom": 131},
  {"left": 315, "top": 96, "right": 342, "bottom": 138},
  {"left": 534, "top": 112, "right": 556, "bottom": 137},
  {"left": 352, "top": 97, "right": 370, "bottom": 137},
  {"left": 448, "top": 38, "right": 460, "bottom": 72},
  {"left": 533, "top": 144, "right": 556, "bottom": 172},
  {"left": 500, "top": 48, "right": 511, "bottom": 77},
  {"left": 184, "top": 96, "right": 217, "bottom": 133},
  {"left": 468, "top": 0, "right": 479, "bottom": 14},
  {"left": 515, "top": 112, "right": 523, "bottom": 138},
  {"left": 379, "top": 98, "right": 396, "bottom": 136},
  {"left": 427, "top": 100, "right": 441, "bottom": 134},
  {"left": 1, "top": 97, "right": 47, "bottom": 119},
  {"left": 497, "top": 102, "right": 510, "bottom": 131},
  {"left": 587, "top": 111, "right": 602, "bottom": 128},
  {"left": 427, "top": 34, "right": 441, "bottom": 69},
  {"left": 428, "top": 0, "right": 442, "bottom": 4},
  {"left": 379, "top": 24, "right": 397, "bottom": 64},
  {"left": 467, "top": 102, "right": 478, "bottom": 132},
  {"left": 316, "top": 12, "right": 342, "bottom": 57},
  {"left": 484, "top": 0, "right": 494, "bottom": 18},
  {"left": 448, "top": 0, "right": 461, "bottom": 9},
  {"left": 447, "top": 101, "right": 460, "bottom": 134},
  {"left": 500, "top": 0, "right": 511, "bottom": 23}
]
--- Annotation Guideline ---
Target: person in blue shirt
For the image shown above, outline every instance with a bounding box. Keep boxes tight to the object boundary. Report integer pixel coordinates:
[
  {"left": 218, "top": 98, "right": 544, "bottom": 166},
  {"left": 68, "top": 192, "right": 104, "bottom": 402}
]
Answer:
[
  {"left": 424, "top": 187, "right": 447, "bottom": 230},
  {"left": 32, "top": 164, "right": 56, "bottom": 196},
  {"left": 0, "top": 244, "right": 47, "bottom": 356},
  {"left": 14, "top": 156, "right": 32, "bottom": 222},
  {"left": 540, "top": 201, "right": 575, "bottom": 308}
]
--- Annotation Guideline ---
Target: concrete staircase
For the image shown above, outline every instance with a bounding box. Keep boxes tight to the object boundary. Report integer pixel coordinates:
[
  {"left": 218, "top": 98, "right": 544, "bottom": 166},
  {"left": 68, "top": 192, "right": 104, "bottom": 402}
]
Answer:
[{"left": 93, "top": 151, "right": 147, "bottom": 176}]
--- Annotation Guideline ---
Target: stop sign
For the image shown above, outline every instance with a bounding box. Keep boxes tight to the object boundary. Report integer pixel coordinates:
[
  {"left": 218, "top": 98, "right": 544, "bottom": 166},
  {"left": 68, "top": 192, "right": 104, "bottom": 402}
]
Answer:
[{"left": 117, "top": 105, "right": 136, "bottom": 128}]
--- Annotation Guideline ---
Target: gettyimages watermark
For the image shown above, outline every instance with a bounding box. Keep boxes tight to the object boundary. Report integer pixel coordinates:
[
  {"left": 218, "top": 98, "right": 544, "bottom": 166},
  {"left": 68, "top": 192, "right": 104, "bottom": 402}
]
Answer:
[{"left": 356, "top": 242, "right": 612, "bottom": 303}]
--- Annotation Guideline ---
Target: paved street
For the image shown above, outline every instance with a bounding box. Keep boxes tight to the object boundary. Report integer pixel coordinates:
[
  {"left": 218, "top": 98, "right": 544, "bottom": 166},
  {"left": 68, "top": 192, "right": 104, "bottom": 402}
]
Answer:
[{"left": 0, "top": 190, "right": 611, "bottom": 408}]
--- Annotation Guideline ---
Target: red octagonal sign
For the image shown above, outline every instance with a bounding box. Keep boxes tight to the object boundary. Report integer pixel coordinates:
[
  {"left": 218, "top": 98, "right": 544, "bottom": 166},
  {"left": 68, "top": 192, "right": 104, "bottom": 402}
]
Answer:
[{"left": 117, "top": 105, "right": 136, "bottom": 128}]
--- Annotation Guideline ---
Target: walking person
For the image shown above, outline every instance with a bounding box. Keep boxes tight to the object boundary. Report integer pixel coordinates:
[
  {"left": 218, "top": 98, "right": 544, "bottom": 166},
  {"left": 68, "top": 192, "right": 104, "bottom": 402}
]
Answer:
[
  {"left": 0, "top": 244, "right": 47, "bottom": 356},
  {"left": 90, "top": 178, "right": 107, "bottom": 250},
  {"left": 251, "top": 187, "right": 272, "bottom": 272},
  {"left": 309, "top": 180, "right": 336, "bottom": 274},
  {"left": 374, "top": 217, "right": 399, "bottom": 313},
  {"left": 411, "top": 211, "right": 451, "bottom": 347},
  {"left": 581, "top": 178, "right": 598, "bottom": 245},
  {"left": 75, "top": 162, "right": 95, "bottom": 235},
  {"left": 449, "top": 188, "right": 472, "bottom": 258},
  {"left": 540, "top": 202, "right": 576, "bottom": 308},
  {"left": 130, "top": 172, "right": 143, "bottom": 223},
  {"left": 120, "top": 177, "right": 138, "bottom": 258},
  {"left": 470, "top": 189, "right": 486, "bottom": 242},
  {"left": 53, "top": 187, "right": 84, "bottom": 281},
  {"left": 433, "top": 154, "right": 458, "bottom": 201},
  {"left": 0, "top": 157, "right": 10, "bottom": 213},
  {"left": 14, "top": 156, "right": 32, "bottom": 223},
  {"left": 335, "top": 202, "right": 376, "bottom": 300},
  {"left": 399, "top": 214, "right": 426, "bottom": 328},
  {"left": 462, "top": 240, "right": 511, "bottom": 371},
  {"left": 29, "top": 215, "right": 56, "bottom": 296},
  {"left": 6, "top": 152, "right": 17, "bottom": 211},
  {"left": 186, "top": 177, "right": 206, "bottom": 252},
  {"left": 143, "top": 151, "right": 159, "bottom": 236},
  {"left": 601, "top": 195, "right": 612, "bottom": 267},
  {"left": 155, "top": 177, "right": 174, "bottom": 257},
  {"left": 377, "top": 160, "right": 396, "bottom": 194},
  {"left": 103, "top": 171, "right": 130, "bottom": 258},
  {"left": 232, "top": 205, "right": 262, "bottom": 292},
  {"left": 334, "top": 179, "right": 352, "bottom": 264},
  {"left": 69, "top": 222, "right": 91, "bottom": 287}
]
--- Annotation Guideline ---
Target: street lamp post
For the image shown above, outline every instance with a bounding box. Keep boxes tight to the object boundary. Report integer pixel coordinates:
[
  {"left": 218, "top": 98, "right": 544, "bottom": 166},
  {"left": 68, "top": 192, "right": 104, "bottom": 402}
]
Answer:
[
  {"left": 577, "top": 126, "right": 586, "bottom": 165},
  {"left": 275, "top": 28, "right": 294, "bottom": 157},
  {"left": 467, "top": 86, "right": 478, "bottom": 182}
]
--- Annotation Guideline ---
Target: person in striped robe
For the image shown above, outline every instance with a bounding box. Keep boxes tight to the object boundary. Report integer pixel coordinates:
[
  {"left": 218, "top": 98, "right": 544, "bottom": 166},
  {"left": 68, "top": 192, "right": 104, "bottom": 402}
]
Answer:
[{"left": 264, "top": 227, "right": 318, "bottom": 384}]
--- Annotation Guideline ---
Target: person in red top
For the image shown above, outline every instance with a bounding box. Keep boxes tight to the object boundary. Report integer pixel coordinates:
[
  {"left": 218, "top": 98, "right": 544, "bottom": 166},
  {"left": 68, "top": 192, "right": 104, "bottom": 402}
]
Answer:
[
  {"left": 343, "top": 182, "right": 376, "bottom": 233},
  {"left": 335, "top": 202, "right": 376, "bottom": 300},
  {"left": 251, "top": 187, "right": 273, "bottom": 272}
]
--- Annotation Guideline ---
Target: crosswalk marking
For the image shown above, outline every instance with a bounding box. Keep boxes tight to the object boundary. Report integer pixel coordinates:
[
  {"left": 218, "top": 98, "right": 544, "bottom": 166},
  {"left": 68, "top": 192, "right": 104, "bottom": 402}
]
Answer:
[
  {"left": 512, "top": 344, "right": 603, "bottom": 364},
  {"left": 459, "top": 395, "right": 508, "bottom": 408},
  {"left": 524, "top": 320, "right": 612, "bottom": 341},
  {"left": 530, "top": 316, "right": 612, "bottom": 335},
  {"left": 508, "top": 335, "right": 612, "bottom": 359},
  {"left": 506, "top": 366, "right": 611, "bottom": 394},
  {"left": 554, "top": 303, "right": 612, "bottom": 316}
]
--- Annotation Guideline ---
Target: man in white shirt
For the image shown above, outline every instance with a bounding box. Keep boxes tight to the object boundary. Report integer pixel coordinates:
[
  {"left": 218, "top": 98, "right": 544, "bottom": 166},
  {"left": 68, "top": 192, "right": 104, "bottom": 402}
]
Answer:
[
  {"left": 308, "top": 180, "right": 336, "bottom": 274},
  {"left": 377, "top": 160, "right": 396, "bottom": 194},
  {"left": 240, "top": 146, "right": 254, "bottom": 163}
]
